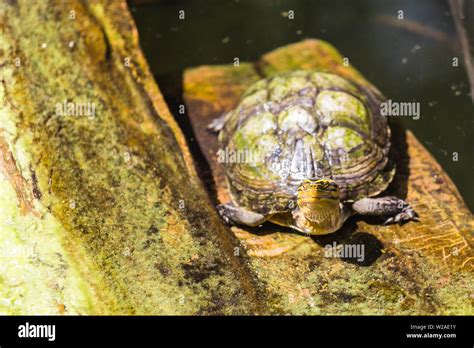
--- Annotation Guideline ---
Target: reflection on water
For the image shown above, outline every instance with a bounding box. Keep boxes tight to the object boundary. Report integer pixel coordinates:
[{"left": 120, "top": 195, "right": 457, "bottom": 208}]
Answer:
[{"left": 130, "top": 0, "right": 474, "bottom": 211}]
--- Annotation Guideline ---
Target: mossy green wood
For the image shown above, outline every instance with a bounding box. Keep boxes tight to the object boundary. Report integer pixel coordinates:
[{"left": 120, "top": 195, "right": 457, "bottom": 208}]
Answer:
[
  {"left": 184, "top": 39, "right": 474, "bottom": 314},
  {"left": 0, "top": 0, "right": 263, "bottom": 314}
]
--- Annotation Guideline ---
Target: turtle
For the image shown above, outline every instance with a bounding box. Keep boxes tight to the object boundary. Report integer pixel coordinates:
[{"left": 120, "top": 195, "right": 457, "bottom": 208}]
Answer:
[{"left": 208, "top": 70, "right": 418, "bottom": 235}]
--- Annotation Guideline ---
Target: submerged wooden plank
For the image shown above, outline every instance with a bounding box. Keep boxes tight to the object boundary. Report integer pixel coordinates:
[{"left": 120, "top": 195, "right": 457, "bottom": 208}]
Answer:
[
  {"left": 184, "top": 39, "right": 474, "bottom": 314},
  {"left": 0, "top": 0, "right": 262, "bottom": 314}
]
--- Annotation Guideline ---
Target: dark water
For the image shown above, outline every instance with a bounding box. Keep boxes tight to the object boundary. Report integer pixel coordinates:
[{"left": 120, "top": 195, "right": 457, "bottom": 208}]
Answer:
[{"left": 130, "top": 0, "right": 474, "bottom": 211}]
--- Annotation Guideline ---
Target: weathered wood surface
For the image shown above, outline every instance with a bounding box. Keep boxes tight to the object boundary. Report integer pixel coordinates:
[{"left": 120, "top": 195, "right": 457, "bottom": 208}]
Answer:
[
  {"left": 184, "top": 39, "right": 474, "bottom": 314},
  {"left": 0, "top": 0, "right": 263, "bottom": 314}
]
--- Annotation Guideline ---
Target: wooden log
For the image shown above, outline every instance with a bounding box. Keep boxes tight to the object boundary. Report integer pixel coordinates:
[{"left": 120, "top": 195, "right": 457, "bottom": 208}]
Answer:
[
  {"left": 0, "top": 0, "right": 263, "bottom": 314},
  {"left": 184, "top": 39, "right": 474, "bottom": 314}
]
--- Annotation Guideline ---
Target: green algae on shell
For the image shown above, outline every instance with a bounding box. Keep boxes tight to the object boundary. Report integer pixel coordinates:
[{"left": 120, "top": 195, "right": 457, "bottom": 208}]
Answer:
[{"left": 219, "top": 70, "right": 393, "bottom": 211}]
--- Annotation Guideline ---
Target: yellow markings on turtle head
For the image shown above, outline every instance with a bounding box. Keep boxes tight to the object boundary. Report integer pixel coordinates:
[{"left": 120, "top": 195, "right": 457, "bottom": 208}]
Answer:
[
  {"left": 298, "top": 179, "right": 338, "bottom": 190},
  {"left": 296, "top": 179, "right": 341, "bottom": 222},
  {"left": 297, "top": 179, "right": 340, "bottom": 197}
]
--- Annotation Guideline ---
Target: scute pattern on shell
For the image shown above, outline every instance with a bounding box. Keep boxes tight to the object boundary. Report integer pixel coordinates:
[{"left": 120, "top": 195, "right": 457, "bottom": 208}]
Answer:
[{"left": 218, "top": 70, "right": 393, "bottom": 214}]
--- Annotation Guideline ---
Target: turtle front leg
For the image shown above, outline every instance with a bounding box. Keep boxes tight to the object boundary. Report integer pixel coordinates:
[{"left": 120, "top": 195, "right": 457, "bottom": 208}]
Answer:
[
  {"left": 352, "top": 196, "right": 418, "bottom": 225},
  {"left": 217, "top": 203, "right": 269, "bottom": 227}
]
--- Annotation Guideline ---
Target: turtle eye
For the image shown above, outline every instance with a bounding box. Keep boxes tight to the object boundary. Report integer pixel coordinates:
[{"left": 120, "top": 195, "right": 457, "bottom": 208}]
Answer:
[{"left": 316, "top": 180, "right": 329, "bottom": 189}]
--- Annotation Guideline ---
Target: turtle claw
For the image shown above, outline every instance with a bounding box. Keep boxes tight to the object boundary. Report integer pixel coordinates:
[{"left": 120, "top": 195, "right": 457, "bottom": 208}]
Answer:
[
  {"left": 207, "top": 113, "right": 228, "bottom": 133},
  {"left": 216, "top": 204, "right": 233, "bottom": 225},
  {"left": 383, "top": 205, "right": 419, "bottom": 225}
]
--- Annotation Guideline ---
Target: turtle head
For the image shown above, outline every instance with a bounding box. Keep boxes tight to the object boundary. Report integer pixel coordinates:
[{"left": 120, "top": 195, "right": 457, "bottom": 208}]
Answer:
[{"left": 296, "top": 179, "right": 341, "bottom": 222}]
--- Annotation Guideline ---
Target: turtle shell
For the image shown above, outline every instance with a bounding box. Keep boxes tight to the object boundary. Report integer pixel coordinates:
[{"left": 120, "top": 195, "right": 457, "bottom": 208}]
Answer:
[{"left": 218, "top": 70, "right": 394, "bottom": 215}]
